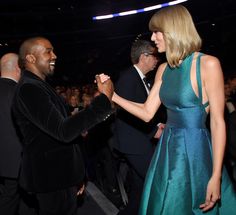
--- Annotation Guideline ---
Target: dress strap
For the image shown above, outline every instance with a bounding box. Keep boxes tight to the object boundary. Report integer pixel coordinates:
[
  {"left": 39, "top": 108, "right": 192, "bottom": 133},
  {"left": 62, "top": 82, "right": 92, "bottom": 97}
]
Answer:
[
  {"left": 203, "top": 101, "right": 209, "bottom": 108},
  {"left": 196, "top": 53, "right": 209, "bottom": 108}
]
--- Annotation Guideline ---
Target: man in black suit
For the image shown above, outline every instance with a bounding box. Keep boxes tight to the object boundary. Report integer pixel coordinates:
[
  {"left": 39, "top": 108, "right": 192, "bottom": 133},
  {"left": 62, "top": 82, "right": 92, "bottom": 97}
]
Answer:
[
  {"left": 225, "top": 77, "right": 236, "bottom": 184},
  {"left": 0, "top": 53, "right": 22, "bottom": 215},
  {"left": 114, "top": 40, "right": 165, "bottom": 214},
  {"left": 12, "top": 37, "right": 114, "bottom": 215}
]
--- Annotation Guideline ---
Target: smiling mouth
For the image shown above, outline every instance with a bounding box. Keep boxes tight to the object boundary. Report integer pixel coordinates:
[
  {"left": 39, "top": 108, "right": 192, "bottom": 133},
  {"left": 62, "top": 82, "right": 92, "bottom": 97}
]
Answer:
[
  {"left": 49, "top": 61, "right": 55, "bottom": 66},
  {"left": 49, "top": 62, "right": 56, "bottom": 72}
]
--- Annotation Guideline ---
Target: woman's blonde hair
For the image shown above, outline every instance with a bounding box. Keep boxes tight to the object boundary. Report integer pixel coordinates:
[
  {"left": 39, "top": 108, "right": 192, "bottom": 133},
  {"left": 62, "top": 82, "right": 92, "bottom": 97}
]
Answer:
[{"left": 149, "top": 5, "right": 202, "bottom": 67}]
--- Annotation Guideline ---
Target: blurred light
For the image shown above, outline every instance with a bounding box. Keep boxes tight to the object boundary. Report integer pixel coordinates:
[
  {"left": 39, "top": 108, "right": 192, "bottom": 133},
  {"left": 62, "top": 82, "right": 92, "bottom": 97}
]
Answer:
[
  {"left": 93, "top": 0, "right": 188, "bottom": 20},
  {"left": 95, "top": 14, "right": 114, "bottom": 20},
  {"left": 144, "top": 5, "right": 162, "bottom": 12},
  {"left": 119, "top": 10, "right": 137, "bottom": 16},
  {"left": 169, "top": 0, "right": 188, "bottom": 5}
]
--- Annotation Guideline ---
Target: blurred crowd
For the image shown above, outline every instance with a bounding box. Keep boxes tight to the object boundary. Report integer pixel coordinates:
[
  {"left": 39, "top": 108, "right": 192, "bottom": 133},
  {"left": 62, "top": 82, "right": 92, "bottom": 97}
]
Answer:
[{"left": 224, "top": 75, "right": 236, "bottom": 184}]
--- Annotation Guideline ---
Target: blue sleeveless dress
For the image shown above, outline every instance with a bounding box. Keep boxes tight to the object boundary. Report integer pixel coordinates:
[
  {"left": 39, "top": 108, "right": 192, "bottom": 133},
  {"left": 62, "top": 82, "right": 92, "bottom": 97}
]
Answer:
[{"left": 139, "top": 53, "right": 236, "bottom": 215}]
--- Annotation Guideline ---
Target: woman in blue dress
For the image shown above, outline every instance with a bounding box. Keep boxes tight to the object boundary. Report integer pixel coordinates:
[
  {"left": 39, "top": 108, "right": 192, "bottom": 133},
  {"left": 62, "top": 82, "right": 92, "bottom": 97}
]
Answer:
[{"left": 111, "top": 4, "right": 236, "bottom": 215}]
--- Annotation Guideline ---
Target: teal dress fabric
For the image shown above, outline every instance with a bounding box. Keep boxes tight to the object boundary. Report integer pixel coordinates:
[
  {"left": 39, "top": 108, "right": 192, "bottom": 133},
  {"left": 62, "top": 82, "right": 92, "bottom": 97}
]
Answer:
[{"left": 139, "top": 53, "right": 236, "bottom": 215}]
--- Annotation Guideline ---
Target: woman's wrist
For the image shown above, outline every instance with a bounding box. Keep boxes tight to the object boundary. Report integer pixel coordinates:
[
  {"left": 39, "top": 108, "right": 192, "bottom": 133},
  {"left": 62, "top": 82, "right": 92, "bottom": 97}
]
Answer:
[
  {"left": 211, "top": 172, "right": 222, "bottom": 180},
  {"left": 112, "top": 92, "right": 117, "bottom": 102}
]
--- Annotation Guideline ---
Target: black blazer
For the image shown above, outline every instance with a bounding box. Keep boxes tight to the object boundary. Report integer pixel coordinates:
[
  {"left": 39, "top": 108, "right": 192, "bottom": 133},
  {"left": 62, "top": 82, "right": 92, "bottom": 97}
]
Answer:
[
  {"left": 114, "top": 66, "right": 158, "bottom": 154},
  {"left": 226, "top": 110, "right": 236, "bottom": 160},
  {"left": 0, "top": 78, "right": 22, "bottom": 178},
  {"left": 12, "top": 71, "right": 113, "bottom": 193}
]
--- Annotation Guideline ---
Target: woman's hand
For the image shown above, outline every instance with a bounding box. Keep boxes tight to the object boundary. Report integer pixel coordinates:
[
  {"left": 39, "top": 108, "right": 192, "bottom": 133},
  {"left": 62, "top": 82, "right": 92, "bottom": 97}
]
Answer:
[{"left": 199, "top": 176, "right": 221, "bottom": 212}]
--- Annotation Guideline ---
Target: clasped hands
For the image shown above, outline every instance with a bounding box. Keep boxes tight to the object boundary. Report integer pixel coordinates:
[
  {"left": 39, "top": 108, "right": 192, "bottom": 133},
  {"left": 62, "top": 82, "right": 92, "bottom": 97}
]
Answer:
[{"left": 95, "top": 73, "right": 114, "bottom": 101}]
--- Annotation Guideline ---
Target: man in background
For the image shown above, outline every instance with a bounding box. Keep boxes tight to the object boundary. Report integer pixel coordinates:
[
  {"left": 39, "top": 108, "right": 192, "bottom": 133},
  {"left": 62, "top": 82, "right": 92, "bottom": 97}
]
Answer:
[
  {"left": 0, "top": 53, "right": 22, "bottom": 215},
  {"left": 114, "top": 39, "right": 165, "bottom": 214}
]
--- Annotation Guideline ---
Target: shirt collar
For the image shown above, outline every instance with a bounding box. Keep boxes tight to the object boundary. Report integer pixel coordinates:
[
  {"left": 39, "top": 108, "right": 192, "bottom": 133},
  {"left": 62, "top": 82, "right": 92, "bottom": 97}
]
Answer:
[
  {"left": 133, "top": 65, "right": 145, "bottom": 79},
  {"left": 1, "top": 76, "right": 18, "bottom": 83},
  {"left": 133, "top": 65, "right": 150, "bottom": 94}
]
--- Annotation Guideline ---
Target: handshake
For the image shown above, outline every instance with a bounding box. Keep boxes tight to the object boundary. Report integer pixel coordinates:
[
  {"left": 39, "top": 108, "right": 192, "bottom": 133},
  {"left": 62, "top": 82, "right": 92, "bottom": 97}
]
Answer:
[{"left": 95, "top": 73, "right": 114, "bottom": 101}]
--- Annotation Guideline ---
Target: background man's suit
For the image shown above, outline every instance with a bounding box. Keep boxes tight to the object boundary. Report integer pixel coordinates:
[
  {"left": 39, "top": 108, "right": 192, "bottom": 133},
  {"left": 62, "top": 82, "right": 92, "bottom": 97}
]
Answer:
[
  {"left": 114, "top": 66, "right": 164, "bottom": 214},
  {"left": 0, "top": 78, "right": 21, "bottom": 179},
  {"left": 0, "top": 78, "right": 22, "bottom": 215}
]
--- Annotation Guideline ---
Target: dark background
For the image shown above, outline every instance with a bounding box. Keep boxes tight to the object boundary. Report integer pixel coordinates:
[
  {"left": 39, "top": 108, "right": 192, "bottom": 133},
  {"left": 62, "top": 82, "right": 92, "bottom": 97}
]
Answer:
[{"left": 0, "top": 0, "right": 236, "bottom": 85}]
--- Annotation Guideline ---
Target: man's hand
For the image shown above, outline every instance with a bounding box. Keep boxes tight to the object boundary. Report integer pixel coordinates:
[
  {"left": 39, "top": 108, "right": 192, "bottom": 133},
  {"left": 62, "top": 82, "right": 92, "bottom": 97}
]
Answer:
[
  {"left": 77, "top": 184, "right": 85, "bottom": 196},
  {"left": 154, "top": 123, "right": 165, "bottom": 139},
  {"left": 95, "top": 74, "right": 114, "bottom": 101}
]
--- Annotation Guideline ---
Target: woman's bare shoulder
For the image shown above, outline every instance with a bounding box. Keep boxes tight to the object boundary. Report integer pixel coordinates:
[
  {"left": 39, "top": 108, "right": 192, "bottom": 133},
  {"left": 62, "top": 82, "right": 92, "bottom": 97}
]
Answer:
[
  {"left": 200, "top": 54, "right": 223, "bottom": 81},
  {"left": 201, "top": 54, "right": 221, "bottom": 69}
]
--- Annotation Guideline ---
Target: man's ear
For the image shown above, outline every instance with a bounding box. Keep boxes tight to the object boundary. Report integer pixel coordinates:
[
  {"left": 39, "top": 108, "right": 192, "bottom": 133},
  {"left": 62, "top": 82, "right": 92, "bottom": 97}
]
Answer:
[
  {"left": 139, "top": 53, "right": 145, "bottom": 61},
  {"left": 25, "top": 54, "right": 36, "bottom": 63}
]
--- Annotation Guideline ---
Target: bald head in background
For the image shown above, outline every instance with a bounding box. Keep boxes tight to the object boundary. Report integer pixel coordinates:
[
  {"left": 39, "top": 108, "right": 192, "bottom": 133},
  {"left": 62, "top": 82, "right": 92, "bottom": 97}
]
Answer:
[{"left": 0, "top": 53, "right": 21, "bottom": 82}]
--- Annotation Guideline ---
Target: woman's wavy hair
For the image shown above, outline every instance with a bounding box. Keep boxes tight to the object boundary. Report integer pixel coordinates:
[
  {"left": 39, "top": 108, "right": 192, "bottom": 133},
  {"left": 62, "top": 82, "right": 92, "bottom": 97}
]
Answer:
[{"left": 149, "top": 5, "right": 202, "bottom": 67}]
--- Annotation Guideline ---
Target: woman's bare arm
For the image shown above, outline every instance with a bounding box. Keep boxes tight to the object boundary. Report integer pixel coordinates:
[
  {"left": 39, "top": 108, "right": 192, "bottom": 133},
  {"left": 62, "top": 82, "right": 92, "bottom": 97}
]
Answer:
[{"left": 112, "top": 63, "right": 167, "bottom": 122}]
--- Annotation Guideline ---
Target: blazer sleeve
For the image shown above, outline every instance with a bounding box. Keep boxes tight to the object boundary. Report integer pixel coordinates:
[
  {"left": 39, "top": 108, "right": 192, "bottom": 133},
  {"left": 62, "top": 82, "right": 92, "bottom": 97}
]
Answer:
[{"left": 15, "top": 83, "right": 113, "bottom": 142}]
